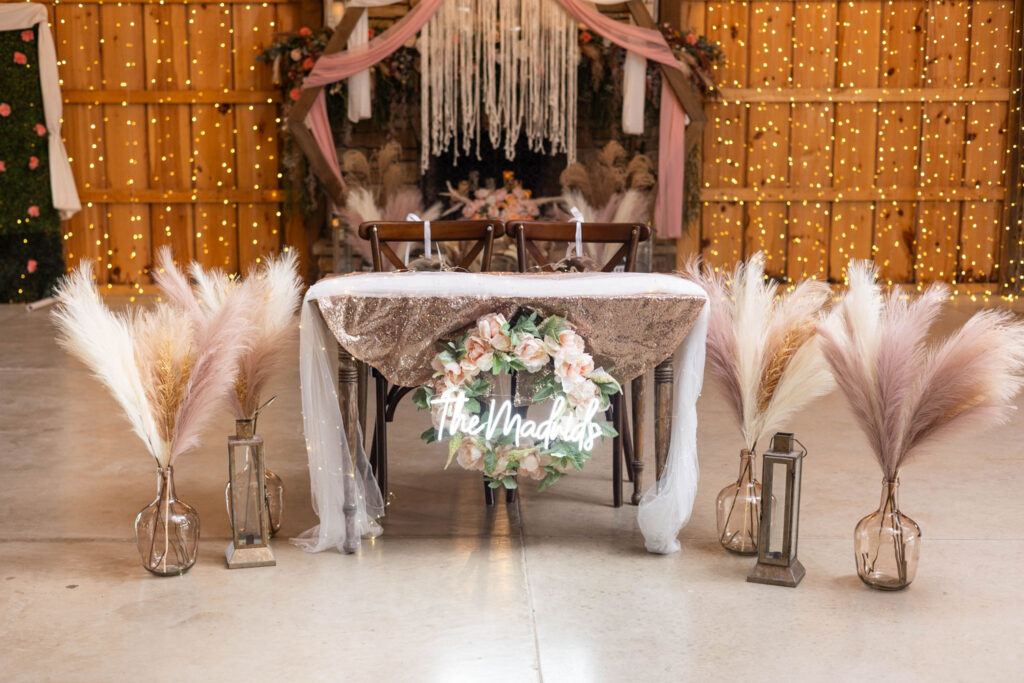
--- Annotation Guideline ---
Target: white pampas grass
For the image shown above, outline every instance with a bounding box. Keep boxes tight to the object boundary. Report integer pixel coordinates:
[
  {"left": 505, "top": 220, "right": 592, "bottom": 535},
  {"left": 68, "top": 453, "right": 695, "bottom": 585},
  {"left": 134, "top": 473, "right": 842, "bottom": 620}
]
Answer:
[
  {"left": 53, "top": 260, "right": 251, "bottom": 467},
  {"left": 819, "top": 260, "right": 1024, "bottom": 478},
  {"left": 685, "top": 252, "right": 834, "bottom": 451}
]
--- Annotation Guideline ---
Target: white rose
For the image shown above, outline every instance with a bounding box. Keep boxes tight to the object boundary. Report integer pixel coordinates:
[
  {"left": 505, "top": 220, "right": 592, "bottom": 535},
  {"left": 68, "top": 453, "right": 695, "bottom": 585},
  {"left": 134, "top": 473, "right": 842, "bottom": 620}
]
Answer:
[
  {"left": 514, "top": 334, "right": 549, "bottom": 373},
  {"left": 566, "top": 379, "right": 600, "bottom": 410}
]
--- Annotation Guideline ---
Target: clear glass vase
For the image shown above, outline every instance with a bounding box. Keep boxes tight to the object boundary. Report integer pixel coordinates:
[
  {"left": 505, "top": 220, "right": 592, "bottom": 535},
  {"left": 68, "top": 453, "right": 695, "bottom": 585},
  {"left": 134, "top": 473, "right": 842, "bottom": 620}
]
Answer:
[
  {"left": 716, "top": 449, "right": 762, "bottom": 555},
  {"left": 855, "top": 477, "right": 921, "bottom": 590},
  {"left": 134, "top": 466, "right": 200, "bottom": 576},
  {"left": 225, "top": 468, "right": 284, "bottom": 537}
]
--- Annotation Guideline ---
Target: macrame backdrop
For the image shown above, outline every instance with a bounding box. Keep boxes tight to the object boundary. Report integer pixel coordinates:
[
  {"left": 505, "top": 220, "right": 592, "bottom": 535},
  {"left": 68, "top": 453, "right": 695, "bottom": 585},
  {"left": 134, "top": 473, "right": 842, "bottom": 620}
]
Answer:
[{"left": 418, "top": 0, "right": 578, "bottom": 171}]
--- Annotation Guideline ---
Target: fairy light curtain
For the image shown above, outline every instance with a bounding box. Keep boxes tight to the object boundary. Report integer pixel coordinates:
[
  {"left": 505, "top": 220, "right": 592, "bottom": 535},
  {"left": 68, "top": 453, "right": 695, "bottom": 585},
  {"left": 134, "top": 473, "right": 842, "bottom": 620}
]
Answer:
[{"left": 302, "top": 0, "right": 692, "bottom": 237}]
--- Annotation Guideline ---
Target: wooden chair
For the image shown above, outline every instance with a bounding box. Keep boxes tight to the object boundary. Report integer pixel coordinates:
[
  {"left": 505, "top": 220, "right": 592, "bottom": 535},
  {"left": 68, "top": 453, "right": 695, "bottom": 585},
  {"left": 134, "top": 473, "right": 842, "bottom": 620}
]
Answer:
[
  {"left": 357, "top": 219, "right": 504, "bottom": 505},
  {"left": 507, "top": 220, "right": 652, "bottom": 507}
]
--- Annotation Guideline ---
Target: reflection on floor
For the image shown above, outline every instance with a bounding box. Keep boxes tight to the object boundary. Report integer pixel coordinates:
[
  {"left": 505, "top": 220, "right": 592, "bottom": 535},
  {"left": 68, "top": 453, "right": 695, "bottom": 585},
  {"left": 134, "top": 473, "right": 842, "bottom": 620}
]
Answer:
[{"left": 2, "top": 299, "right": 1023, "bottom": 681}]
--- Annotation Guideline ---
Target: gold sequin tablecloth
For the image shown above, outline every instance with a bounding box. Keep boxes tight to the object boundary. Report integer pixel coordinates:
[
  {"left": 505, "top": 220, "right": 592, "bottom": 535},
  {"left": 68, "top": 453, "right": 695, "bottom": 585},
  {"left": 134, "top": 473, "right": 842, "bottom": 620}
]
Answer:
[{"left": 315, "top": 271, "right": 706, "bottom": 387}]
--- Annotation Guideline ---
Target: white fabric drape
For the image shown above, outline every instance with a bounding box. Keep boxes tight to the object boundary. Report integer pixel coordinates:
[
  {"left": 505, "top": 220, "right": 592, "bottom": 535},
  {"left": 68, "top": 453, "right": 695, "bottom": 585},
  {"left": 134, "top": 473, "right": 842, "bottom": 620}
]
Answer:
[
  {"left": 346, "top": 9, "right": 372, "bottom": 122},
  {"left": 0, "top": 3, "right": 80, "bottom": 220},
  {"left": 296, "top": 272, "right": 708, "bottom": 554},
  {"left": 621, "top": 49, "right": 646, "bottom": 135}
]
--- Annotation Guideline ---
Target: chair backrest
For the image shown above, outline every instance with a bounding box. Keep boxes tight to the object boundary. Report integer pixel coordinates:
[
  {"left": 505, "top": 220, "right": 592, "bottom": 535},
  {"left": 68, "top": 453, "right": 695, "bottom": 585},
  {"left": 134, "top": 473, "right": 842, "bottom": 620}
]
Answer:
[
  {"left": 358, "top": 220, "right": 504, "bottom": 272},
  {"left": 506, "top": 221, "right": 652, "bottom": 273}
]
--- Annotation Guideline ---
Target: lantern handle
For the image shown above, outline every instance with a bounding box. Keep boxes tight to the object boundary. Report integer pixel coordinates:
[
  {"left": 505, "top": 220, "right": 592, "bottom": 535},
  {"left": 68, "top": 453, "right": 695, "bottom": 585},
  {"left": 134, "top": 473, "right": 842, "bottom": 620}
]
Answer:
[
  {"left": 252, "top": 395, "right": 278, "bottom": 433},
  {"left": 793, "top": 437, "right": 808, "bottom": 458}
]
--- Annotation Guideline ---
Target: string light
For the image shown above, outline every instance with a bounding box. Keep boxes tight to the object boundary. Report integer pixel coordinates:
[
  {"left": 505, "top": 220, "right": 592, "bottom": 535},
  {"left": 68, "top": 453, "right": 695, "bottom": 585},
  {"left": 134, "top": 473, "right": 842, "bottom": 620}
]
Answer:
[{"left": 699, "top": 0, "right": 1021, "bottom": 301}]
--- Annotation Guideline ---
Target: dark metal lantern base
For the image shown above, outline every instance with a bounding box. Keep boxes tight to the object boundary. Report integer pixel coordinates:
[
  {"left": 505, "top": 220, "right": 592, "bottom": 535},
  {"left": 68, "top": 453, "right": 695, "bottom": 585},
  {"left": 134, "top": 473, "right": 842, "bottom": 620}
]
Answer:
[{"left": 746, "top": 559, "right": 805, "bottom": 587}]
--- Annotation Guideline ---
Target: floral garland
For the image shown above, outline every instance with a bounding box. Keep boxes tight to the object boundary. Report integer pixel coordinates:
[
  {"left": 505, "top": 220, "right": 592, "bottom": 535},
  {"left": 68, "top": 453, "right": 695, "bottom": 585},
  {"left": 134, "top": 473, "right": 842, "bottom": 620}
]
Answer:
[{"left": 413, "top": 311, "right": 621, "bottom": 491}]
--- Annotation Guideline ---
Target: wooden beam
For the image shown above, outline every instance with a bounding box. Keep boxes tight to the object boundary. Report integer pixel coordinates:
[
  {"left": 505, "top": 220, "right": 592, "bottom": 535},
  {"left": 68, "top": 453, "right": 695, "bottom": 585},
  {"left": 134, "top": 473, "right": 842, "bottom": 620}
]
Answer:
[
  {"left": 64, "top": 90, "right": 279, "bottom": 104},
  {"left": 625, "top": 0, "right": 706, "bottom": 154},
  {"left": 286, "top": 7, "right": 366, "bottom": 209},
  {"left": 80, "top": 189, "right": 285, "bottom": 203},
  {"left": 717, "top": 86, "right": 1011, "bottom": 104},
  {"left": 998, "top": 0, "right": 1024, "bottom": 293}
]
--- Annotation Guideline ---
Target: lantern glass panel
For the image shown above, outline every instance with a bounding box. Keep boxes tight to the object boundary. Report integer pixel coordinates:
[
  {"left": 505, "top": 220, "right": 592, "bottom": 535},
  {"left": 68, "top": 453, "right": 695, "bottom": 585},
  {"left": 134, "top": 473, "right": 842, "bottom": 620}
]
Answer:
[
  {"left": 230, "top": 442, "right": 266, "bottom": 547},
  {"left": 767, "top": 460, "right": 788, "bottom": 558}
]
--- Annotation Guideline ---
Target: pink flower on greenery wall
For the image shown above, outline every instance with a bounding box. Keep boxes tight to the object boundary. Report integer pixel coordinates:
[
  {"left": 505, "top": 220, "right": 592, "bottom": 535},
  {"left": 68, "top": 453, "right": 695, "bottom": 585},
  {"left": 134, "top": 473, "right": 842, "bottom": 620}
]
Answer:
[
  {"left": 28, "top": 156, "right": 39, "bottom": 170},
  {"left": 27, "top": 260, "right": 38, "bottom": 274},
  {"left": 21, "top": 30, "right": 34, "bottom": 42},
  {"left": 28, "top": 206, "right": 40, "bottom": 217},
  {"left": 13, "top": 52, "right": 27, "bottom": 65},
  {"left": 34, "top": 123, "right": 46, "bottom": 136},
  {"left": 0, "top": 161, "right": 6, "bottom": 172},
  {"left": 0, "top": 103, "right": 10, "bottom": 117}
]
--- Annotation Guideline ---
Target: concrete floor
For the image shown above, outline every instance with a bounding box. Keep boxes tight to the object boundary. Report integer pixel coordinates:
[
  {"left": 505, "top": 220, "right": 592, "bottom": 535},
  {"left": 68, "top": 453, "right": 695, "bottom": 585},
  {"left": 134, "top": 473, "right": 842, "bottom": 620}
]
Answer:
[{"left": 2, "top": 299, "right": 1023, "bottom": 682}]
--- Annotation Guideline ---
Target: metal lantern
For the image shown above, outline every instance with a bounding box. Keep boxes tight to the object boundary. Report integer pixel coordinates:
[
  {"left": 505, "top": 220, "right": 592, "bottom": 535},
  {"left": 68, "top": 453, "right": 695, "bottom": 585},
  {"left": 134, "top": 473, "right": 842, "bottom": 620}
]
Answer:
[
  {"left": 225, "top": 418, "right": 276, "bottom": 568},
  {"left": 747, "top": 432, "right": 805, "bottom": 587}
]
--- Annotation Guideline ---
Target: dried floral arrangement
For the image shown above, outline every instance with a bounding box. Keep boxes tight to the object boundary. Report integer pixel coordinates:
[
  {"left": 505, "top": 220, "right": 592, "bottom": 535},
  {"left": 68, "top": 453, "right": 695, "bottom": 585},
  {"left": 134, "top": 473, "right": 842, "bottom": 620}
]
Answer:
[
  {"left": 685, "top": 252, "right": 835, "bottom": 452},
  {"left": 153, "top": 247, "right": 304, "bottom": 421},
  {"left": 818, "top": 261, "right": 1024, "bottom": 480},
  {"left": 335, "top": 142, "right": 442, "bottom": 267},
  {"left": 52, "top": 261, "right": 250, "bottom": 467}
]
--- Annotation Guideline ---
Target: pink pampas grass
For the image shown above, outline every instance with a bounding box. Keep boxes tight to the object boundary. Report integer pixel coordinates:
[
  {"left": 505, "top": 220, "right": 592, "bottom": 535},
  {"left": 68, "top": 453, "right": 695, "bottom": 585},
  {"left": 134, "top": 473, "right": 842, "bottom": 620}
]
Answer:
[{"left": 818, "top": 260, "right": 1024, "bottom": 479}]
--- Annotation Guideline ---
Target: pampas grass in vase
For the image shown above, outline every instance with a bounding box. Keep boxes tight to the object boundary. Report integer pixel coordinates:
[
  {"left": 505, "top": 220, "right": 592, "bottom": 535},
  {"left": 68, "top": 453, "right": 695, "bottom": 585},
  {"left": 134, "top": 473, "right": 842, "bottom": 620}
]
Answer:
[
  {"left": 52, "top": 261, "right": 250, "bottom": 576},
  {"left": 686, "top": 252, "right": 834, "bottom": 554},
  {"left": 819, "top": 261, "right": 1024, "bottom": 590},
  {"left": 155, "top": 248, "right": 303, "bottom": 536}
]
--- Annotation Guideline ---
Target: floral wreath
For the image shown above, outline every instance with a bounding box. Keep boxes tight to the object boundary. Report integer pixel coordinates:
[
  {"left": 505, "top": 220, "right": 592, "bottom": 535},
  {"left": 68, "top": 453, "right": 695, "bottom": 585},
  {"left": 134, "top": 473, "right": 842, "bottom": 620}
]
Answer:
[{"left": 412, "top": 311, "right": 622, "bottom": 491}]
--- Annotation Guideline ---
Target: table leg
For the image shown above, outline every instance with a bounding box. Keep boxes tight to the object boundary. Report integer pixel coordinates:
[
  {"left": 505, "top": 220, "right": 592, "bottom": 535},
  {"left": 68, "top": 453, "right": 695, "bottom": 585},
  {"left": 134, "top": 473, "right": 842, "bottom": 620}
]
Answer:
[
  {"left": 654, "top": 358, "right": 674, "bottom": 485},
  {"left": 630, "top": 376, "right": 646, "bottom": 505},
  {"left": 338, "top": 346, "right": 361, "bottom": 553}
]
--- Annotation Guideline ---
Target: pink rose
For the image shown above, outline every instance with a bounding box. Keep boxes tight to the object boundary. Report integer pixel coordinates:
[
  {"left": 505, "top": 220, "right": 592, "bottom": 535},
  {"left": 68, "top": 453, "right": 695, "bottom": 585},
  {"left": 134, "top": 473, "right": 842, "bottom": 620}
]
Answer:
[
  {"left": 555, "top": 352, "right": 595, "bottom": 389},
  {"left": 514, "top": 335, "right": 549, "bottom": 373},
  {"left": 0, "top": 103, "right": 10, "bottom": 117},
  {"left": 34, "top": 123, "right": 46, "bottom": 136},
  {"left": 685, "top": 33, "right": 698, "bottom": 46},
  {"left": 545, "top": 328, "right": 585, "bottom": 356},
  {"left": 517, "top": 449, "right": 547, "bottom": 481},
  {"left": 455, "top": 439, "right": 486, "bottom": 472},
  {"left": 289, "top": 88, "right": 300, "bottom": 102},
  {"left": 302, "top": 56, "right": 315, "bottom": 71},
  {"left": 491, "top": 448, "right": 512, "bottom": 478},
  {"left": 436, "top": 357, "right": 473, "bottom": 387},
  {"left": 28, "top": 156, "right": 39, "bottom": 170},
  {"left": 27, "top": 259, "right": 38, "bottom": 274},
  {"left": 299, "top": 27, "right": 312, "bottom": 37},
  {"left": 290, "top": 48, "right": 302, "bottom": 61},
  {"left": 13, "top": 52, "right": 27, "bottom": 65},
  {"left": 0, "top": 161, "right": 6, "bottom": 172},
  {"left": 27, "top": 205, "right": 40, "bottom": 217},
  {"left": 477, "top": 313, "right": 512, "bottom": 352},
  {"left": 21, "top": 30, "right": 34, "bottom": 42},
  {"left": 566, "top": 380, "right": 599, "bottom": 410},
  {"left": 464, "top": 334, "right": 494, "bottom": 372}
]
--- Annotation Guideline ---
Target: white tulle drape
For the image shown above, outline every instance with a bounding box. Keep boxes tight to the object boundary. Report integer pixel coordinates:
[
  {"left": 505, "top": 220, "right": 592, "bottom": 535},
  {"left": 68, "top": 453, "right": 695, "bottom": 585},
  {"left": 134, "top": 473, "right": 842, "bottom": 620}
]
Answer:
[{"left": 295, "top": 272, "right": 708, "bottom": 554}]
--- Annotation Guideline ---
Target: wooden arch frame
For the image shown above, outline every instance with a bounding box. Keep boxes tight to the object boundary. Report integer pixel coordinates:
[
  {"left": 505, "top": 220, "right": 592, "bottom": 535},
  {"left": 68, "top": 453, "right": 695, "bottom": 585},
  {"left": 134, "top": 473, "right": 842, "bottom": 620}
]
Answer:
[{"left": 286, "top": 1, "right": 707, "bottom": 208}]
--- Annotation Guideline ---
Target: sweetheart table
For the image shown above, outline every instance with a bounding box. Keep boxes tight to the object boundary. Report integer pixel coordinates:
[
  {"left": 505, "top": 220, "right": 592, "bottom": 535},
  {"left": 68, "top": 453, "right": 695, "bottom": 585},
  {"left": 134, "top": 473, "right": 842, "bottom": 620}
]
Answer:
[{"left": 292, "top": 271, "right": 708, "bottom": 555}]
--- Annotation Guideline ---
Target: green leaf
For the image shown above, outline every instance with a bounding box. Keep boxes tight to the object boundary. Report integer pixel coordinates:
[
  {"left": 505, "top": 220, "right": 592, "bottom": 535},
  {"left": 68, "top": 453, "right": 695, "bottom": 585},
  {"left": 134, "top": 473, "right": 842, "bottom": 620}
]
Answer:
[
  {"left": 484, "top": 449, "right": 498, "bottom": 475},
  {"left": 438, "top": 350, "right": 455, "bottom": 364},
  {"left": 411, "top": 385, "right": 432, "bottom": 410},
  {"left": 597, "top": 421, "right": 618, "bottom": 438},
  {"left": 465, "top": 397, "right": 481, "bottom": 413},
  {"left": 421, "top": 427, "right": 440, "bottom": 444},
  {"left": 444, "top": 434, "right": 463, "bottom": 469},
  {"left": 502, "top": 476, "right": 518, "bottom": 489}
]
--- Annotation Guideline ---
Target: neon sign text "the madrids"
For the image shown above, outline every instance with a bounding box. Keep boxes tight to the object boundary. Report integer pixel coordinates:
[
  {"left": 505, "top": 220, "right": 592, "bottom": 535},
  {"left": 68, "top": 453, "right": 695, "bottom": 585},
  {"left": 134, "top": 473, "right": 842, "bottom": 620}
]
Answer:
[{"left": 429, "top": 390, "right": 603, "bottom": 451}]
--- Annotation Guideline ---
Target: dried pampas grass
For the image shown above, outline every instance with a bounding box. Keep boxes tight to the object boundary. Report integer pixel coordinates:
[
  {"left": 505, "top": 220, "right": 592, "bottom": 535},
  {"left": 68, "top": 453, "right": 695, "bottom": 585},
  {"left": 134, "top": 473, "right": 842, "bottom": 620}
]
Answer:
[
  {"left": 685, "top": 252, "right": 834, "bottom": 450},
  {"left": 819, "top": 260, "right": 1024, "bottom": 479},
  {"left": 53, "top": 260, "right": 250, "bottom": 467},
  {"left": 154, "top": 247, "right": 303, "bottom": 420}
]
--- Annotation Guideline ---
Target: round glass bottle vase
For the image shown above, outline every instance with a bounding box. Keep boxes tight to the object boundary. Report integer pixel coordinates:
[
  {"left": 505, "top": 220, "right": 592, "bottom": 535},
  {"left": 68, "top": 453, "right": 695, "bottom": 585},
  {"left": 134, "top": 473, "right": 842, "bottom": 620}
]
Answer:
[
  {"left": 855, "top": 476, "right": 921, "bottom": 590},
  {"left": 134, "top": 466, "right": 200, "bottom": 576},
  {"left": 716, "top": 449, "right": 762, "bottom": 555}
]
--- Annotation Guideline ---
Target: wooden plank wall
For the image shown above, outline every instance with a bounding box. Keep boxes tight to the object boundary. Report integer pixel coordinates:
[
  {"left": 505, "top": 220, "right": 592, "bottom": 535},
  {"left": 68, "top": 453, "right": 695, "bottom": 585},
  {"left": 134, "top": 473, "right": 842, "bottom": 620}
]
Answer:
[
  {"left": 45, "top": 0, "right": 313, "bottom": 289},
  {"left": 671, "top": 0, "right": 1019, "bottom": 285}
]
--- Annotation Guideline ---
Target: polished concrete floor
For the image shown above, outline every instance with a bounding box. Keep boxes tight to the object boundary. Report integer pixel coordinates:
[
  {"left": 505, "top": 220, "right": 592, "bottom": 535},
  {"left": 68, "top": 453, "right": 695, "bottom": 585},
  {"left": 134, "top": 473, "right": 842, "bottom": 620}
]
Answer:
[{"left": 2, "top": 299, "right": 1024, "bottom": 682}]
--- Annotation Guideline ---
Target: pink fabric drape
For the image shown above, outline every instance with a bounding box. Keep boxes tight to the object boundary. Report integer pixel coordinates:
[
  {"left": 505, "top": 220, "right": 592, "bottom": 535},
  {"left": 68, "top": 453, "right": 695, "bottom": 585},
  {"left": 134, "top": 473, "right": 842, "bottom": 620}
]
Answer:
[
  {"left": 301, "top": 0, "right": 689, "bottom": 235},
  {"left": 555, "top": 0, "right": 688, "bottom": 238}
]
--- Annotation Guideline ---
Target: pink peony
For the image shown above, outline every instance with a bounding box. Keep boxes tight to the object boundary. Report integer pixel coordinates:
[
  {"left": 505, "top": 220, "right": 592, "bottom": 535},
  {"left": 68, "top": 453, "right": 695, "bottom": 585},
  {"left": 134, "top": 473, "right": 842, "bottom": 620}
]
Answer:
[
  {"left": 566, "top": 379, "right": 599, "bottom": 410},
  {"left": 27, "top": 205, "right": 40, "bottom": 217},
  {"left": 514, "top": 335, "right": 549, "bottom": 373},
  {"left": 0, "top": 161, "right": 6, "bottom": 172},
  {"left": 464, "top": 334, "right": 494, "bottom": 372},
  {"left": 27, "top": 259, "right": 38, "bottom": 274},
  {"left": 0, "top": 103, "right": 10, "bottom": 117},
  {"left": 290, "top": 48, "right": 302, "bottom": 61},
  {"left": 555, "top": 352, "right": 595, "bottom": 390},
  {"left": 13, "top": 52, "right": 27, "bottom": 65},
  {"left": 28, "top": 156, "right": 39, "bottom": 170},
  {"left": 477, "top": 312, "right": 512, "bottom": 352},
  {"left": 299, "top": 27, "right": 312, "bottom": 37},
  {"left": 685, "top": 33, "right": 698, "bottom": 46},
  {"left": 289, "top": 88, "right": 300, "bottom": 101},
  {"left": 455, "top": 439, "right": 486, "bottom": 472},
  {"left": 21, "top": 30, "right": 34, "bottom": 42},
  {"left": 545, "top": 328, "right": 585, "bottom": 357},
  {"left": 517, "top": 449, "right": 547, "bottom": 481},
  {"left": 34, "top": 123, "right": 46, "bottom": 136},
  {"left": 435, "top": 357, "right": 473, "bottom": 387}
]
